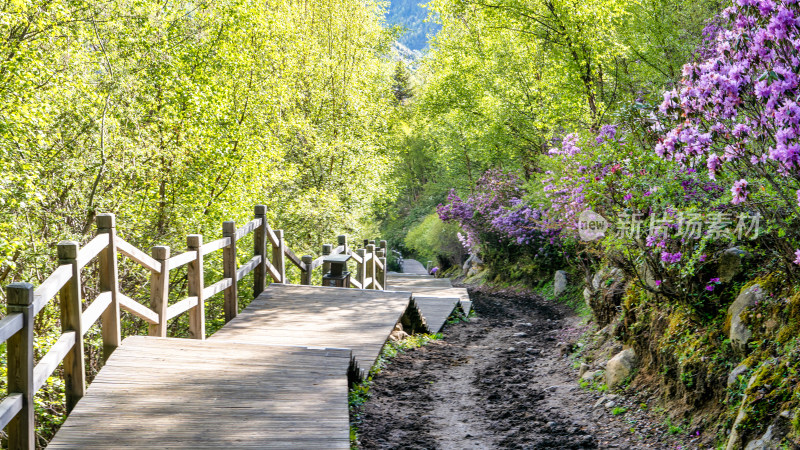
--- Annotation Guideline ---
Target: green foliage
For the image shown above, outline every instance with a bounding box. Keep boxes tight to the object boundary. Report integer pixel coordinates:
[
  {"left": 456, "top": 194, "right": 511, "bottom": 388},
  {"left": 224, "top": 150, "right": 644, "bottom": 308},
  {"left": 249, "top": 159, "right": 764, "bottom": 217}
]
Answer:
[
  {"left": 403, "top": 212, "right": 465, "bottom": 268},
  {"left": 611, "top": 406, "right": 628, "bottom": 415}
]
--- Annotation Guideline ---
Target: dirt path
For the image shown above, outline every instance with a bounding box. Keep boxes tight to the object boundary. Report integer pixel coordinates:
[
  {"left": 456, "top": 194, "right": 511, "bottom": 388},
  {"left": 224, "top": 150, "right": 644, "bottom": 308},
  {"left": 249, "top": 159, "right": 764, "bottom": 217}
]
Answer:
[{"left": 356, "top": 288, "right": 687, "bottom": 449}]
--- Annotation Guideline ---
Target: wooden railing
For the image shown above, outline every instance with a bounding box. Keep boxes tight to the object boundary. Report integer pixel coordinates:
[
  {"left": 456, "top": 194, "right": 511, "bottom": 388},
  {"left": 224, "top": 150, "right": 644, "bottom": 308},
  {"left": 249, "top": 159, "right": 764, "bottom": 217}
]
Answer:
[{"left": 0, "top": 204, "right": 388, "bottom": 449}]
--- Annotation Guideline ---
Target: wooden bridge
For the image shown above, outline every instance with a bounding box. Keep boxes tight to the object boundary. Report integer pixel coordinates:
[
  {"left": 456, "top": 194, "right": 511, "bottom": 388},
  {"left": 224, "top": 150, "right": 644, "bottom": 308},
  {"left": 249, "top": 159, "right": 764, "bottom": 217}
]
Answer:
[{"left": 0, "top": 206, "right": 470, "bottom": 449}]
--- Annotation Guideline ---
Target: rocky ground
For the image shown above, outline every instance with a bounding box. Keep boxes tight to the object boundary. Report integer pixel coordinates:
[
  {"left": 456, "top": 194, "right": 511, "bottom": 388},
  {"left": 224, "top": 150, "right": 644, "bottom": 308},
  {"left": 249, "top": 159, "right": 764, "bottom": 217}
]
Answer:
[{"left": 355, "top": 288, "right": 697, "bottom": 449}]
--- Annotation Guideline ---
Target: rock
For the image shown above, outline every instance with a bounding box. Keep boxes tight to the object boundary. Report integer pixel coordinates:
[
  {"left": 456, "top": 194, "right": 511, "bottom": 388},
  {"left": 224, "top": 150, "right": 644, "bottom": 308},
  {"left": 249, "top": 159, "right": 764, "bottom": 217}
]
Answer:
[
  {"left": 513, "top": 332, "right": 528, "bottom": 337},
  {"left": 605, "top": 349, "right": 636, "bottom": 390},
  {"left": 726, "top": 370, "right": 766, "bottom": 450},
  {"left": 744, "top": 424, "right": 785, "bottom": 450},
  {"left": 507, "top": 347, "right": 516, "bottom": 352},
  {"left": 579, "top": 363, "right": 591, "bottom": 378},
  {"left": 728, "top": 284, "right": 764, "bottom": 352},
  {"left": 719, "top": 247, "right": 749, "bottom": 283},
  {"left": 605, "top": 401, "right": 616, "bottom": 408},
  {"left": 583, "top": 287, "right": 593, "bottom": 309},
  {"left": 554, "top": 270, "right": 569, "bottom": 297},
  {"left": 581, "top": 370, "right": 601, "bottom": 382},
  {"left": 727, "top": 362, "right": 750, "bottom": 387},
  {"left": 389, "top": 322, "right": 409, "bottom": 342},
  {"left": 592, "top": 267, "right": 622, "bottom": 291},
  {"left": 593, "top": 396, "right": 607, "bottom": 408}
]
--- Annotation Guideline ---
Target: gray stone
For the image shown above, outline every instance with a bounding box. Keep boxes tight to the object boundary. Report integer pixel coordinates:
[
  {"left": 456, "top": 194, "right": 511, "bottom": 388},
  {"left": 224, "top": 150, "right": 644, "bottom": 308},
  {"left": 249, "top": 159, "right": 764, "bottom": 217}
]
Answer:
[
  {"left": 727, "top": 369, "right": 768, "bottom": 450},
  {"left": 579, "top": 363, "right": 591, "bottom": 378},
  {"left": 554, "top": 270, "right": 569, "bottom": 297},
  {"left": 743, "top": 425, "right": 781, "bottom": 450},
  {"left": 605, "top": 348, "right": 636, "bottom": 390},
  {"left": 719, "top": 247, "right": 749, "bottom": 283},
  {"left": 593, "top": 396, "right": 606, "bottom": 408},
  {"left": 592, "top": 267, "right": 622, "bottom": 291},
  {"left": 728, "top": 284, "right": 764, "bottom": 352},
  {"left": 727, "top": 362, "right": 750, "bottom": 387},
  {"left": 583, "top": 287, "right": 593, "bottom": 309},
  {"left": 605, "top": 401, "right": 616, "bottom": 408},
  {"left": 581, "top": 370, "right": 601, "bottom": 382}
]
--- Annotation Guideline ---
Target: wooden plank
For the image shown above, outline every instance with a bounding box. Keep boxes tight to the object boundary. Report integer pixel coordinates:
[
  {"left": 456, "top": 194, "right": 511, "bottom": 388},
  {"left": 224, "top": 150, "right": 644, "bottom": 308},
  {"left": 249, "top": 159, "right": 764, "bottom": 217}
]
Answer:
[
  {"left": 166, "top": 297, "right": 199, "bottom": 321},
  {"left": 116, "top": 238, "right": 161, "bottom": 272},
  {"left": 199, "top": 237, "right": 231, "bottom": 256},
  {"left": 222, "top": 221, "right": 238, "bottom": 322},
  {"left": 203, "top": 277, "right": 232, "bottom": 299},
  {"left": 33, "top": 331, "right": 76, "bottom": 391},
  {"left": 386, "top": 277, "right": 453, "bottom": 288},
  {"left": 97, "top": 213, "right": 121, "bottom": 362},
  {"left": 0, "top": 313, "right": 23, "bottom": 344},
  {"left": 265, "top": 259, "right": 281, "bottom": 284},
  {"left": 118, "top": 294, "right": 159, "bottom": 325},
  {"left": 166, "top": 250, "right": 198, "bottom": 271},
  {"left": 284, "top": 246, "right": 307, "bottom": 271},
  {"left": 81, "top": 292, "right": 112, "bottom": 334},
  {"left": 349, "top": 278, "right": 363, "bottom": 289},
  {"left": 0, "top": 394, "right": 23, "bottom": 431},
  {"left": 235, "top": 218, "right": 262, "bottom": 241},
  {"left": 76, "top": 234, "right": 109, "bottom": 270},
  {"left": 49, "top": 337, "right": 352, "bottom": 449},
  {"left": 413, "top": 296, "right": 460, "bottom": 333},
  {"left": 400, "top": 258, "right": 428, "bottom": 275},
  {"left": 348, "top": 250, "right": 363, "bottom": 264},
  {"left": 236, "top": 255, "right": 261, "bottom": 282},
  {"left": 148, "top": 246, "right": 170, "bottom": 337},
  {"left": 211, "top": 284, "right": 411, "bottom": 376},
  {"left": 32, "top": 264, "right": 72, "bottom": 315},
  {"left": 57, "top": 242, "right": 85, "bottom": 412},
  {"left": 187, "top": 235, "right": 205, "bottom": 340},
  {"left": 6, "top": 283, "right": 34, "bottom": 447}
]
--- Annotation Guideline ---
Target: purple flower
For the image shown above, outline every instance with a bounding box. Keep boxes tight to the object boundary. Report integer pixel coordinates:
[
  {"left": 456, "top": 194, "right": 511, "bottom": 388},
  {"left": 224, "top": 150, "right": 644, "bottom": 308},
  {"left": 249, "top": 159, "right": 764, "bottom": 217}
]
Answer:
[
  {"left": 661, "top": 252, "right": 683, "bottom": 264},
  {"left": 706, "top": 285, "right": 715, "bottom": 291},
  {"left": 655, "top": 280, "right": 662, "bottom": 286},
  {"left": 731, "top": 179, "right": 749, "bottom": 205},
  {"left": 794, "top": 249, "right": 800, "bottom": 265},
  {"left": 710, "top": 277, "right": 721, "bottom": 283},
  {"left": 623, "top": 193, "right": 632, "bottom": 201},
  {"left": 699, "top": 254, "right": 707, "bottom": 262}
]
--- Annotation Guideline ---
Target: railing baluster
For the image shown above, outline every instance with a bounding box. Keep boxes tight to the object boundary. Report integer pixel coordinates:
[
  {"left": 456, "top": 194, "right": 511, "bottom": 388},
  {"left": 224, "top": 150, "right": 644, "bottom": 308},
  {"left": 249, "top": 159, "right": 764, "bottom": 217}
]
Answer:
[
  {"left": 273, "top": 229, "right": 286, "bottom": 283},
  {"left": 300, "top": 255, "right": 313, "bottom": 285},
  {"left": 366, "top": 243, "right": 376, "bottom": 289},
  {"left": 356, "top": 248, "right": 366, "bottom": 289},
  {"left": 97, "top": 214, "right": 121, "bottom": 361},
  {"left": 254, "top": 205, "right": 268, "bottom": 295},
  {"left": 149, "top": 246, "right": 170, "bottom": 337},
  {"left": 57, "top": 241, "right": 85, "bottom": 412},
  {"left": 321, "top": 244, "right": 332, "bottom": 279},
  {"left": 222, "top": 221, "right": 238, "bottom": 322},
  {"left": 187, "top": 235, "right": 205, "bottom": 340},
  {"left": 7, "top": 282, "right": 34, "bottom": 449}
]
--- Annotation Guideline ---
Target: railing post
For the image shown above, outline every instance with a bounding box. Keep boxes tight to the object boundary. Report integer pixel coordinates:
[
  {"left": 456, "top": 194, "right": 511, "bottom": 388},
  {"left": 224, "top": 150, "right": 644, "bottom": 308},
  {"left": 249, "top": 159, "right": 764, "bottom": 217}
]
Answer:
[
  {"left": 300, "top": 255, "right": 313, "bottom": 285},
  {"left": 366, "top": 243, "right": 376, "bottom": 289},
  {"left": 377, "top": 249, "right": 387, "bottom": 290},
  {"left": 187, "top": 235, "right": 205, "bottom": 340},
  {"left": 356, "top": 248, "right": 366, "bottom": 289},
  {"left": 149, "top": 246, "right": 170, "bottom": 337},
  {"left": 222, "top": 221, "right": 238, "bottom": 322},
  {"left": 7, "top": 282, "right": 34, "bottom": 449},
  {"left": 96, "top": 213, "right": 120, "bottom": 362},
  {"left": 57, "top": 241, "right": 85, "bottom": 412},
  {"left": 272, "top": 229, "right": 286, "bottom": 284},
  {"left": 338, "top": 235, "right": 348, "bottom": 254},
  {"left": 253, "top": 205, "right": 268, "bottom": 296},
  {"left": 322, "top": 244, "right": 332, "bottom": 277}
]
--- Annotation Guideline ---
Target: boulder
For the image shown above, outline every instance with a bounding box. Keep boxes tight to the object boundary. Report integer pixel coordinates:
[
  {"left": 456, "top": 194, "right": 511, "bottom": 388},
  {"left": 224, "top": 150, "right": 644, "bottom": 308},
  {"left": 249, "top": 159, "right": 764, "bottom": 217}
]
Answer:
[
  {"left": 744, "top": 425, "right": 783, "bottom": 450},
  {"left": 727, "top": 362, "right": 750, "bottom": 387},
  {"left": 583, "top": 287, "right": 593, "bottom": 309},
  {"left": 728, "top": 284, "right": 764, "bottom": 352},
  {"left": 719, "top": 247, "right": 749, "bottom": 283},
  {"left": 581, "top": 370, "right": 601, "bottom": 382},
  {"left": 605, "top": 348, "right": 636, "bottom": 390},
  {"left": 578, "top": 363, "right": 591, "bottom": 378},
  {"left": 389, "top": 323, "right": 409, "bottom": 342},
  {"left": 554, "top": 270, "right": 569, "bottom": 298}
]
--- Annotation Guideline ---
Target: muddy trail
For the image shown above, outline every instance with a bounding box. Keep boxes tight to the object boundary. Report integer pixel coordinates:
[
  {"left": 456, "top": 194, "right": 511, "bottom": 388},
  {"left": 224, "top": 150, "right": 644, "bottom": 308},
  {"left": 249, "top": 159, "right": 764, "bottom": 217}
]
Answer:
[{"left": 356, "top": 289, "right": 689, "bottom": 449}]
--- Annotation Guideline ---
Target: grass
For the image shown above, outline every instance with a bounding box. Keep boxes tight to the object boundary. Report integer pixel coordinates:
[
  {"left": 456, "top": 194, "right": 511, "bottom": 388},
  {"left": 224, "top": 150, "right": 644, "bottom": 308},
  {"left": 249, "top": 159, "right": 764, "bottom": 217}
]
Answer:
[
  {"left": 349, "top": 332, "right": 443, "bottom": 448},
  {"left": 612, "top": 406, "right": 628, "bottom": 415}
]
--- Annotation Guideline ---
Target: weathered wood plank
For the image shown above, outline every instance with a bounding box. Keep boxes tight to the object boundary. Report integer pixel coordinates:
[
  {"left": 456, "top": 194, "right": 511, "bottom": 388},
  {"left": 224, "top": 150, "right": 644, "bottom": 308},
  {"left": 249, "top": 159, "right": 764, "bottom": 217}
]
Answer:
[
  {"left": 284, "top": 246, "right": 307, "bottom": 271},
  {"left": 118, "top": 294, "right": 159, "bottom": 325},
  {"left": 166, "top": 250, "right": 198, "bottom": 271},
  {"left": 48, "top": 337, "right": 352, "bottom": 449},
  {"left": 76, "top": 234, "right": 109, "bottom": 270},
  {"left": 33, "top": 331, "right": 76, "bottom": 391},
  {"left": 32, "top": 264, "right": 72, "bottom": 315},
  {"left": 236, "top": 255, "right": 261, "bottom": 282},
  {"left": 203, "top": 277, "right": 232, "bottom": 299},
  {"left": 166, "top": 296, "right": 198, "bottom": 321},
  {"left": 0, "top": 313, "right": 23, "bottom": 344},
  {"left": 115, "top": 238, "right": 161, "bottom": 272},
  {"left": 235, "top": 218, "right": 262, "bottom": 241},
  {"left": 81, "top": 292, "right": 112, "bottom": 334},
  {"left": 199, "top": 237, "right": 231, "bottom": 256},
  {"left": 0, "top": 394, "right": 22, "bottom": 431}
]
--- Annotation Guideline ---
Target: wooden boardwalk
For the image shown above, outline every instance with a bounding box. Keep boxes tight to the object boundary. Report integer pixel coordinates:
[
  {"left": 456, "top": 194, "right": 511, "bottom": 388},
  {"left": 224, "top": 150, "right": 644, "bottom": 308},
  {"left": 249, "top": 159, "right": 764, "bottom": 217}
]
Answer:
[
  {"left": 210, "top": 284, "right": 412, "bottom": 378},
  {"left": 47, "top": 260, "right": 471, "bottom": 448},
  {"left": 48, "top": 337, "right": 353, "bottom": 449}
]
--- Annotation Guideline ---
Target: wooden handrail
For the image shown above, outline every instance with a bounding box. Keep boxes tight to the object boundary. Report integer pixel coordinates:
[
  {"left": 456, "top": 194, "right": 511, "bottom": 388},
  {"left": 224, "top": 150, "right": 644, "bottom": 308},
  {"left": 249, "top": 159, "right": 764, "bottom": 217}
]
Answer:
[
  {"left": 200, "top": 237, "right": 231, "bottom": 256},
  {"left": 81, "top": 292, "right": 112, "bottom": 334},
  {"left": 166, "top": 250, "right": 198, "bottom": 271},
  {"left": 0, "top": 313, "right": 24, "bottom": 344},
  {"left": 1, "top": 204, "right": 392, "bottom": 445},
  {"left": 33, "top": 331, "right": 76, "bottom": 392},
  {"left": 32, "top": 264, "right": 72, "bottom": 316},
  {"left": 166, "top": 296, "right": 199, "bottom": 321},
  {"left": 236, "top": 255, "right": 261, "bottom": 282},
  {"left": 235, "top": 218, "right": 262, "bottom": 241},
  {"left": 76, "top": 234, "right": 109, "bottom": 270},
  {"left": 118, "top": 294, "right": 159, "bottom": 325},
  {"left": 284, "top": 246, "right": 306, "bottom": 271},
  {"left": 116, "top": 238, "right": 161, "bottom": 272}
]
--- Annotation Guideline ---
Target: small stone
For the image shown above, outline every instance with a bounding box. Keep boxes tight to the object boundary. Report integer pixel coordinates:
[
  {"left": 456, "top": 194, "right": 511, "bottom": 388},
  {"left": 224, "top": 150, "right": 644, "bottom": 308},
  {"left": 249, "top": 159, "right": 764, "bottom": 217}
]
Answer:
[
  {"left": 594, "top": 397, "right": 606, "bottom": 408},
  {"left": 579, "top": 363, "right": 591, "bottom": 377},
  {"left": 727, "top": 362, "right": 750, "bottom": 387},
  {"left": 513, "top": 332, "right": 528, "bottom": 337},
  {"left": 605, "top": 349, "right": 636, "bottom": 390},
  {"left": 605, "top": 401, "right": 616, "bottom": 408},
  {"left": 507, "top": 347, "right": 516, "bottom": 352}
]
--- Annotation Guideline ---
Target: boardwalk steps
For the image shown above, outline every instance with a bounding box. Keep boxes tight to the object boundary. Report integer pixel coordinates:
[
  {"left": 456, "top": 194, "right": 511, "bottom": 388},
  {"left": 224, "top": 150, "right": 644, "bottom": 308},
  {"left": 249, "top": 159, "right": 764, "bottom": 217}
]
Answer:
[{"left": 45, "top": 260, "right": 468, "bottom": 448}]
